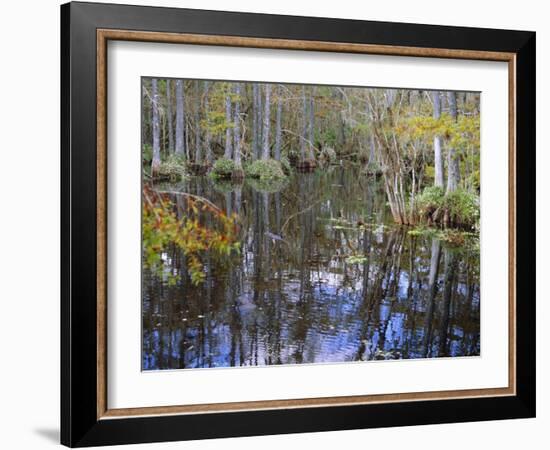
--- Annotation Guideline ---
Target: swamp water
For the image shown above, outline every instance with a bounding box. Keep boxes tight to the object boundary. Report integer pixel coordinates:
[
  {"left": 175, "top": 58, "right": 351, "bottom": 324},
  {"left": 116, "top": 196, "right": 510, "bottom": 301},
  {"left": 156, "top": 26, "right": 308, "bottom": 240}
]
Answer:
[{"left": 142, "top": 166, "right": 480, "bottom": 370}]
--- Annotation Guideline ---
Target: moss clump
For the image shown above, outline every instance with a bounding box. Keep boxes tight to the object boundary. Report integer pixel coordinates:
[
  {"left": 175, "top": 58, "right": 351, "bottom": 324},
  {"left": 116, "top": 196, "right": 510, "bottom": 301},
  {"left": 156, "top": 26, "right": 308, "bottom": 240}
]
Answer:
[
  {"left": 417, "top": 186, "right": 479, "bottom": 229},
  {"left": 155, "top": 154, "right": 187, "bottom": 181},
  {"left": 210, "top": 158, "right": 236, "bottom": 179},
  {"left": 245, "top": 159, "right": 286, "bottom": 182}
]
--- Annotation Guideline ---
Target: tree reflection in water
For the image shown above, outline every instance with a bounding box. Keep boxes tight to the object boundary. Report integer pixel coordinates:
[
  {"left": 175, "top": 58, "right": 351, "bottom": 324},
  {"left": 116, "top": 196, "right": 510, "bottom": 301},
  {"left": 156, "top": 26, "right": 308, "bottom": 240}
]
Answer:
[{"left": 142, "top": 166, "right": 480, "bottom": 370}]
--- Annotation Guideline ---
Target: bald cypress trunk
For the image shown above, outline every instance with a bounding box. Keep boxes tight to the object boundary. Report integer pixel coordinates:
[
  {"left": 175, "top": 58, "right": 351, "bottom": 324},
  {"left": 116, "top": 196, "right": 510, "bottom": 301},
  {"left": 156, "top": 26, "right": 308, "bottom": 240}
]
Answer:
[
  {"left": 175, "top": 79, "right": 185, "bottom": 155},
  {"left": 274, "top": 85, "right": 283, "bottom": 161},
  {"left": 166, "top": 79, "right": 174, "bottom": 153},
  {"left": 262, "top": 84, "right": 271, "bottom": 160},
  {"left": 446, "top": 91, "right": 460, "bottom": 193},
  {"left": 432, "top": 91, "right": 444, "bottom": 188},
  {"left": 252, "top": 83, "right": 259, "bottom": 159},
  {"left": 224, "top": 91, "right": 233, "bottom": 159},
  {"left": 194, "top": 80, "right": 201, "bottom": 163},
  {"left": 423, "top": 238, "right": 442, "bottom": 357},
  {"left": 337, "top": 88, "right": 346, "bottom": 148},
  {"left": 151, "top": 78, "right": 161, "bottom": 176},
  {"left": 204, "top": 81, "right": 212, "bottom": 164},
  {"left": 142, "top": 79, "right": 150, "bottom": 149},
  {"left": 308, "top": 87, "right": 315, "bottom": 158},
  {"left": 300, "top": 86, "right": 308, "bottom": 160},
  {"left": 233, "top": 84, "right": 243, "bottom": 170},
  {"left": 439, "top": 248, "right": 458, "bottom": 356}
]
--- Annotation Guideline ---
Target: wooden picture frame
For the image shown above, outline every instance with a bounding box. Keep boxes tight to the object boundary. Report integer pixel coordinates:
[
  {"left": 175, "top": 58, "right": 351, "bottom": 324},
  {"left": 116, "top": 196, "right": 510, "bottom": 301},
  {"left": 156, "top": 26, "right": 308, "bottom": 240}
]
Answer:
[{"left": 61, "top": 1, "right": 535, "bottom": 447}]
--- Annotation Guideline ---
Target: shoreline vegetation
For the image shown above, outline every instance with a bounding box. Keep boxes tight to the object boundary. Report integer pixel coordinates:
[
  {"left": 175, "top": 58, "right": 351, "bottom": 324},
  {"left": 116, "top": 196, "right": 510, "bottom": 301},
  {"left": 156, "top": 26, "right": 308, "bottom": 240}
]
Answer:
[{"left": 143, "top": 79, "right": 480, "bottom": 229}]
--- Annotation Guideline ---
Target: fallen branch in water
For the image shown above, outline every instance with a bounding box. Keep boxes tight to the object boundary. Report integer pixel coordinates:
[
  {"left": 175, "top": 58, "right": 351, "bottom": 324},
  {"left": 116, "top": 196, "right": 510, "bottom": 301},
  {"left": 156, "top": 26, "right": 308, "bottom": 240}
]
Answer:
[
  {"left": 281, "top": 199, "right": 323, "bottom": 233},
  {"left": 151, "top": 189, "right": 224, "bottom": 215}
]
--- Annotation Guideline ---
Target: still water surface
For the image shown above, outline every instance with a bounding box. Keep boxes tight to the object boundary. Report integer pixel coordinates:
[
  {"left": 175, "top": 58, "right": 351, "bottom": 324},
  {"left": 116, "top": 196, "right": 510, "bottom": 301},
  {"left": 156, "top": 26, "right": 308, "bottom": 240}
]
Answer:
[{"left": 142, "top": 166, "right": 480, "bottom": 370}]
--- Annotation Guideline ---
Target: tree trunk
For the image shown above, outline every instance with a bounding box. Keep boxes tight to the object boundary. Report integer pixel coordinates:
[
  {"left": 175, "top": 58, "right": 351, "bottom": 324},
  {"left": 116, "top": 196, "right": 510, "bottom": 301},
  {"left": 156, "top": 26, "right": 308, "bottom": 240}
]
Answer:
[
  {"left": 432, "top": 91, "right": 444, "bottom": 188},
  {"left": 194, "top": 80, "right": 201, "bottom": 163},
  {"left": 256, "top": 84, "right": 263, "bottom": 160},
  {"left": 423, "top": 238, "right": 442, "bottom": 357},
  {"left": 385, "top": 89, "right": 397, "bottom": 108},
  {"left": 368, "top": 133, "right": 375, "bottom": 167},
  {"left": 142, "top": 79, "right": 150, "bottom": 150},
  {"left": 262, "top": 84, "right": 271, "bottom": 160},
  {"left": 252, "top": 83, "right": 259, "bottom": 160},
  {"left": 166, "top": 79, "right": 174, "bottom": 153},
  {"left": 151, "top": 78, "right": 161, "bottom": 175},
  {"left": 308, "top": 87, "right": 315, "bottom": 158},
  {"left": 203, "top": 81, "right": 212, "bottom": 164},
  {"left": 233, "top": 83, "right": 243, "bottom": 170},
  {"left": 337, "top": 88, "right": 346, "bottom": 147},
  {"left": 274, "top": 85, "right": 283, "bottom": 161},
  {"left": 438, "top": 248, "right": 458, "bottom": 356},
  {"left": 446, "top": 91, "right": 460, "bottom": 193},
  {"left": 300, "top": 86, "right": 308, "bottom": 160},
  {"left": 175, "top": 79, "right": 185, "bottom": 155},
  {"left": 224, "top": 90, "right": 233, "bottom": 159}
]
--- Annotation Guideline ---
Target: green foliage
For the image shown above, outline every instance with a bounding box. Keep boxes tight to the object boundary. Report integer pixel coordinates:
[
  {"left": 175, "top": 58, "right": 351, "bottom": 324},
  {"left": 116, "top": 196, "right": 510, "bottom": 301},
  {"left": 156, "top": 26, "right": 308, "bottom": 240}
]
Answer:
[
  {"left": 245, "top": 159, "right": 286, "bottom": 182},
  {"left": 156, "top": 154, "right": 187, "bottom": 181},
  {"left": 210, "top": 158, "right": 236, "bottom": 179},
  {"left": 142, "top": 144, "right": 153, "bottom": 163},
  {"left": 424, "top": 165, "right": 435, "bottom": 182},
  {"left": 417, "top": 186, "right": 479, "bottom": 228},
  {"left": 279, "top": 156, "right": 292, "bottom": 175},
  {"left": 202, "top": 110, "right": 232, "bottom": 136},
  {"left": 417, "top": 186, "right": 445, "bottom": 212},
  {"left": 444, "top": 189, "right": 479, "bottom": 227},
  {"left": 466, "top": 169, "right": 480, "bottom": 191},
  {"left": 320, "top": 128, "right": 337, "bottom": 148},
  {"left": 404, "top": 114, "right": 480, "bottom": 151}
]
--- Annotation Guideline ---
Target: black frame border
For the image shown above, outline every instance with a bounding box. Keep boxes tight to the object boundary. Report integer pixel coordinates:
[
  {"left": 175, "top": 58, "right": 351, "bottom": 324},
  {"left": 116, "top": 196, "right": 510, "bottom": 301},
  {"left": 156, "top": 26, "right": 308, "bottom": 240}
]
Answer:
[{"left": 61, "top": 2, "right": 535, "bottom": 447}]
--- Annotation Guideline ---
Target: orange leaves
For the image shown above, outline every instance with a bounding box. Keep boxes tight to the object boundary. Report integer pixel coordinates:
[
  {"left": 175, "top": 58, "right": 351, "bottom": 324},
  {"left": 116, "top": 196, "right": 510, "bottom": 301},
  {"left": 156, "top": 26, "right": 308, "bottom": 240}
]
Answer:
[{"left": 142, "top": 184, "right": 240, "bottom": 285}]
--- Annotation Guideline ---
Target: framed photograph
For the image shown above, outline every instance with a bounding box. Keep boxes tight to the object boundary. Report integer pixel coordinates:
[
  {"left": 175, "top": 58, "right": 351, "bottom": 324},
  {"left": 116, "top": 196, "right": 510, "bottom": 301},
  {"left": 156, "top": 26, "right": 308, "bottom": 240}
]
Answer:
[{"left": 61, "top": 1, "right": 535, "bottom": 447}]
